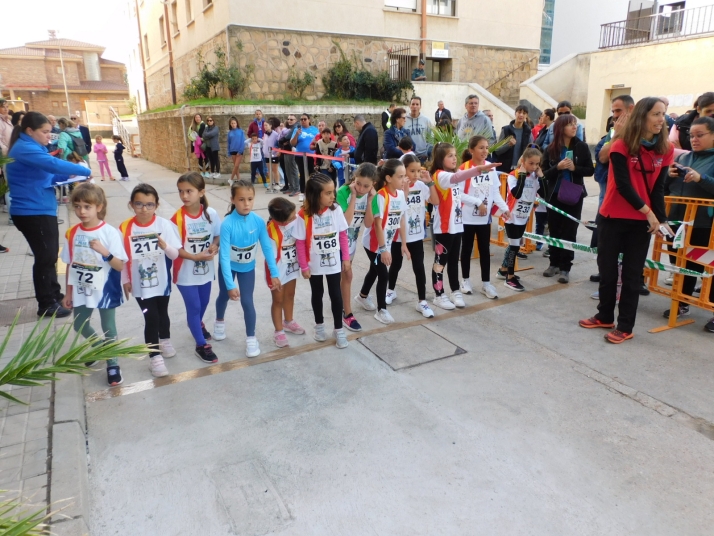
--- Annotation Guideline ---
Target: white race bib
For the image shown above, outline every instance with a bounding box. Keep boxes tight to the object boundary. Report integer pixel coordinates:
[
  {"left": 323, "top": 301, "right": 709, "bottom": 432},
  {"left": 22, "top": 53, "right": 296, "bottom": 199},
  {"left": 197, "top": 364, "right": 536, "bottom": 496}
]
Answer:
[
  {"left": 69, "top": 262, "right": 106, "bottom": 294},
  {"left": 515, "top": 200, "right": 533, "bottom": 218},
  {"left": 282, "top": 245, "right": 299, "bottom": 275},
  {"left": 313, "top": 233, "right": 338, "bottom": 268},
  {"left": 130, "top": 234, "right": 163, "bottom": 260},
  {"left": 230, "top": 243, "right": 257, "bottom": 264},
  {"left": 453, "top": 186, "right": 463, "bottom": 224}
]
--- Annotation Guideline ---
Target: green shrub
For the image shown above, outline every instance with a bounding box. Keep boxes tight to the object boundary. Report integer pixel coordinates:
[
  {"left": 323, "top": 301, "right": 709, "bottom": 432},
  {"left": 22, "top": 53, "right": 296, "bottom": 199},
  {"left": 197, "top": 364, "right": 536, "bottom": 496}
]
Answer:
[
  {"left": 287, "top": 69, "right": 315, "bottom": 99},
  {"left": 182, "top": 45, "right": 254, "bottom": 101}
]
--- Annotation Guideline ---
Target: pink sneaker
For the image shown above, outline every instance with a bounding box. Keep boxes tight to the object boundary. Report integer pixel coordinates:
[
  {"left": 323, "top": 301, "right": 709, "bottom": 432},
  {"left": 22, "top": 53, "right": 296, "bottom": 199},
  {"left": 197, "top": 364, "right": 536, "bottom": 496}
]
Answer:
[
  {"left": 282, "top": 320, "right": 305, "bottom": 335},
  {"left": 273, "top": 331, "right": 289, "bottom": 348}
]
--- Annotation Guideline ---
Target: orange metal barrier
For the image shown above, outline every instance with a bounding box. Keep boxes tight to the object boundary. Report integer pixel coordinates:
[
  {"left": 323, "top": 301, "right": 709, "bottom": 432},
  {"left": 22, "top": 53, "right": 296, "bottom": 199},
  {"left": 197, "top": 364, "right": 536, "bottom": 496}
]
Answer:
[{"left": 645, "top": 195, "right": 714, "bottom": 332}]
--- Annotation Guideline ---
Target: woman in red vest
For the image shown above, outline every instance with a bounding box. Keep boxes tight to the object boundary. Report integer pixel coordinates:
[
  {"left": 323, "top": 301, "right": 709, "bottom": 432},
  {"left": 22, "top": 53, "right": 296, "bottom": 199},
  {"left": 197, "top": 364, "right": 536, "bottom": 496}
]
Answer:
[{"left": 580, "top": 97, "right": 674, "bottom": 344}]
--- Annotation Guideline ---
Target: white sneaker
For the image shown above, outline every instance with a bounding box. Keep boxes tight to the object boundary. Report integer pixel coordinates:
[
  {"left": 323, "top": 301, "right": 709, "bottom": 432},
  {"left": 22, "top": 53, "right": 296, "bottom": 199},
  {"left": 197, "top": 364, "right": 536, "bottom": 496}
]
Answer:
[
  {"left": 591, "top": 291, "right": 600, "bottom": 300},
  {"left": 416, "top": 300, "right": 435, "bottom": 318},
  {"left": 374, "top": 308, "right": 395, "bottom": 324},
  {"left": 213, "top": 172, "right": 220, "bottom": 179},
  {"left": 314, "top": 323, "right": 327, "bottom": 342},
  {"left": 385, "top": 289, "right": 397, "bottom": 305},
  {"left": 213, "top": 321, "right": 226, "bottom": 341},
  {"left": 298, "top": 194, "right": 305, "bottom": 202},
  {"left": 334, "top": 328, "right": 349, "bottom": 349},
  {"left": 664, "top": 275, "right": 673, "bottom": 286},
  {"left": 354, "top": 294, "right": 377, "bottom": 311},
  {"left": 460, "top": 279, "right": 473, "bottom": 294},
  {"left": 245, "top": 337, "right": 260, "bottom": 358},
  {"left": 433, "top": 295, "right": 456, "bottom": 310},
  {"left": 450, "top": 291, "right": 466, "bottom": 308},
  {"left": 149, "top": 356, "right": 169, "bottom": 377},
  {"left": 480, "top": 282, "right": 498, "bottom": 300},
  {"left": 159, "top": 339, "right": 176, "bottom": 358}
]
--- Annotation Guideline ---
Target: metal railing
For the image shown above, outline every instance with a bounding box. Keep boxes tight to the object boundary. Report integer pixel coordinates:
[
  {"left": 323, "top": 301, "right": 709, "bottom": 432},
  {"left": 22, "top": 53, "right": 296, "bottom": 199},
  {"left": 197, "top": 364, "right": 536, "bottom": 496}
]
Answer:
[
  {"left": 599, "top": 3, "right": 714, "bottom": 49},
  {"left": 387, "top": 44, "right": 414, "bottom": 82}
]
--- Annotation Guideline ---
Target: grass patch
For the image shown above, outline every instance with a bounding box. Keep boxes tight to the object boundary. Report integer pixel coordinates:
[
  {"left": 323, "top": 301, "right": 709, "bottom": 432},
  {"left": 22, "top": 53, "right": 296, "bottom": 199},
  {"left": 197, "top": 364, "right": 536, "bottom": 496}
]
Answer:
[{"left": 145, "top": 97, "right": 390, "bottom": 114}]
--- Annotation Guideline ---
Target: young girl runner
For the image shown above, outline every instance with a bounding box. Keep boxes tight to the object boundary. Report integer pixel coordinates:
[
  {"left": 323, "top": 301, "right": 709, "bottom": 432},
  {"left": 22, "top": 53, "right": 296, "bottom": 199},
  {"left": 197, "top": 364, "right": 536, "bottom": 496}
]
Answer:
[
  {"left": 120, "top": 183, "right": 183, "bottom": 378},
  {"left": 226, "top": 116, "right": 245, "bottom": 184},
  {"left": 217, "top": 180, "right": 281, "bottom": 357},
  {"left": 112, "top": 135, "right": 129, "bottom": 181},
  {"left": 265, "top": 197, "right": 303, "bottom": 348},
  {"left": 385, "top": 154, "right": 438, "bottom": 317},
  {"left": 294, "top": 173, "right": 351, "bottom": 348},
  {"left": 171, "top": 172, "right": 222, "bottom": 363},
  {"left": 61, "top": 183, "right": 128, "bottom": 386},
  {"left": 356, "top": 159, "right": 409, "bottom": 324},
  {"left": 431, "top": 143, "right": 500, "bottom": 309},
  {"left": 459, "top": 136, "right": 511, "bottom": 299},
  {"left": 498, "top": 147, "right": 544, "bottom": 292},
  {"left": 336, "top": 162, "right": 378, "bottom": 332},
  {"left": 93, "top": 135, "right": 112, "bottom": 181}
]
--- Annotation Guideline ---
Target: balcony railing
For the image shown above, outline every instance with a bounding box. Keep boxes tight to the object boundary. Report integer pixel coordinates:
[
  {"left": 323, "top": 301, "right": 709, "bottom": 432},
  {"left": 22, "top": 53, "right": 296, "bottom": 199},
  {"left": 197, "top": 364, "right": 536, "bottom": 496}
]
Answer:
[{"left": 599, "top": 4, "right": 714, "bottom": 49}]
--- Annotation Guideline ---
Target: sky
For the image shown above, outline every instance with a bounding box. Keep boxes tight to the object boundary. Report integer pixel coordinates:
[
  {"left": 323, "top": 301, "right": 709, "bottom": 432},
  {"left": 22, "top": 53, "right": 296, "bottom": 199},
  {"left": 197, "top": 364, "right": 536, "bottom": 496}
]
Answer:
[{"left": 0, "top": 0, "right": 135, "bottom": 63}]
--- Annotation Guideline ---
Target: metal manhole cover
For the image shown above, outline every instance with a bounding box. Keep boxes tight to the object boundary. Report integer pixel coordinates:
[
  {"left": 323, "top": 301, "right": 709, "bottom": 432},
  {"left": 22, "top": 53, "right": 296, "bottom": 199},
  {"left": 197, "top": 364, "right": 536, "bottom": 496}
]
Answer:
[
  {"left": 359, "top": 325, "right": 466, "bottom": 370},
  {"left": 0, "top": 298, "right": 39, "bottom": 326}
]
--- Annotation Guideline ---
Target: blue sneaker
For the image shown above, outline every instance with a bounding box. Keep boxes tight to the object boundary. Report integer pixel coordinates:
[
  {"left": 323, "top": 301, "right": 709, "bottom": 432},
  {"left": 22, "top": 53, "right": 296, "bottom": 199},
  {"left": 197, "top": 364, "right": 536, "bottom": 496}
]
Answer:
[{"left": 342, "top": 313, "right": 362, "bottom": 332}]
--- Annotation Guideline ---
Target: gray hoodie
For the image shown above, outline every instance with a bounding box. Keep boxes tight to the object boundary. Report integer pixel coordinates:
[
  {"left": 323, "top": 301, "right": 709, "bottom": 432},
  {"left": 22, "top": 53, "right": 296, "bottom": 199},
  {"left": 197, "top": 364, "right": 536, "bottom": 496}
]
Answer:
[
  {"left": 404, "top": 114, "right": 433, "bottom": 158},
  {"left": 456, "top": 111, "right": 495, "bottom": 144}
]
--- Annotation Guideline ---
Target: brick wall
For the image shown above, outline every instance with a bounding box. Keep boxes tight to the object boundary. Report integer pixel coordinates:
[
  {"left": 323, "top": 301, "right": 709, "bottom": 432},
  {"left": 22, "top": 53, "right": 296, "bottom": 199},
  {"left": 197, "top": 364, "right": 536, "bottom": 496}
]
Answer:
[
  {"left": 45, "top": 60, "right": 81, "bottom": 86},
  {"left": 100, "top": 68, "right": 126, "bottom": 84},
  {"left": 138, "top": 105, "right": 385, "bottom": 174},
  {"left": 0, "top": 58, "right": 48, "bottom": 87}
]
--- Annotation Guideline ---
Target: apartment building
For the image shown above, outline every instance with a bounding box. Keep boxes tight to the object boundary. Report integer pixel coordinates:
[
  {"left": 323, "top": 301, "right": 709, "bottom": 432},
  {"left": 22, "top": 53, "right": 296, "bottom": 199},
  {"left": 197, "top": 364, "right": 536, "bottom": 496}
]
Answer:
[
  {"left": 0, "top": 38, "right": 130, "bottom": 115},
  {"left": 131, "top": 0, "right": 543, "bottom": 109}
]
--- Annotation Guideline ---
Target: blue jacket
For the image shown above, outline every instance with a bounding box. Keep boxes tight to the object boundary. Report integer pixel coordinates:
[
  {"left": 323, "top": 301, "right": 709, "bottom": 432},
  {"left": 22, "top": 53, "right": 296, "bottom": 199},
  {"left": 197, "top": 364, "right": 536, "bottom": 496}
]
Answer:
[
  {"left": 593, "top": 134, "right": 610, "bottom": 185},
  {"left": 219, "top": 211, "right": 278, "bottom": 290},
  {"left": 7, "top": 133, "right": 91, "bottom": 216},
  {"left": 382, "top": 126, "right": 412, "bottom": 159},
  {"left": 227, "top": 128, "right": 246, "bottom": 155}
]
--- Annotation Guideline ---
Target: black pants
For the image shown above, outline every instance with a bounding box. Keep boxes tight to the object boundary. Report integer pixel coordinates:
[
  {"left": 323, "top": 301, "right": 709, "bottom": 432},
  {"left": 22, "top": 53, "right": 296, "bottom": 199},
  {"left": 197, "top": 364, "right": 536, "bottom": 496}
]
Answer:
[
  {"left": 668, "top": 227, "right": 714, "bottom": 304},
  {"left": 297, "top": 155, "right": 315, "bottom": 193},
  {"left": 432, "top": 233, "right": 462, "bottom": 296},
  {"left": 546, "top": 198, "right": 582, "bottom": 272},
  {"left": 13, "top": 215, "right": 63, "bottom": 310},
  {"left": 389, "top": 239, "right": 426, "bottom": 301},
  {"left": 596, "top": 218, "right": 651, "bottom": 333},
  {"left": 204, "top": 148, "right": 220, "bottom": 173},
  {"left": 461, "top": 224, "right": 491, "bottom": 281},
  {"left": 502, "top": 223, "right": 527, "bottom": 276},
  {"left": 114, "top": 156, "right": 128, "bottom": 178},
  {"left": 310, "top": 272, "right": 343, "bottom": 329},
  {"left": 136, "top": 295, "right": 171, "bottom": 357},
  {"left": 250, "top": 161, "right": 267, "bottom": 183},
  {"left": 361, "top": 248, "right": 390, "bottom": 310}
]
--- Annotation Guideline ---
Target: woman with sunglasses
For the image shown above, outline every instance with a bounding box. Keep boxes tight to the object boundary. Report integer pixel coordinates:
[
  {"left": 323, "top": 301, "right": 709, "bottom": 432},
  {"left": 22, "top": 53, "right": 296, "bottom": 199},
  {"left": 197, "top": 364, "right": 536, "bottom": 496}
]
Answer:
[
  {"left": 202, "top": 117, "right": 221, "bottom": 179},
  {"left": 580, "top": 97, "right": 674, "bottom": 344},
  {"left": 333, "top": 120, "right": 356, "bottom": 148}
]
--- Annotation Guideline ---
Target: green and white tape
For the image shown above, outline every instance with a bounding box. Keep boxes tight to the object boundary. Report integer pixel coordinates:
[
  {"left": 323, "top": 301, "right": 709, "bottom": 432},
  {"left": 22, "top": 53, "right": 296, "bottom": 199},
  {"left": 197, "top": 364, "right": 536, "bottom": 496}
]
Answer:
[
  {"left": 642, "top": 258, "right": 712, "bottom": 278},
  {"left": 535, "top": 197, "right": 596, "bottom": 230}
]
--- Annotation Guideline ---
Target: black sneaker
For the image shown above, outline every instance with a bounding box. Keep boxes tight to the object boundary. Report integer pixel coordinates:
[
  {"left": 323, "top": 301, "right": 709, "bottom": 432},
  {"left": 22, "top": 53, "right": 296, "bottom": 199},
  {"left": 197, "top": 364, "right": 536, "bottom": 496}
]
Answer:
[
  {"left": 0, "top": 245, "right": 8, "bottom": 253},
  {"left": 590, "top": 273, "right": 601, "bottom": 282},
  {"left": 195, "top": 344, "right": 218, "bottom": 363},
  {"left": 504, "top": 278, "right": 525, "bottom": 292},
  {"left": 201, "top": 322, "right": 212, "bottom": 341},
  {"left": 37, "top": 302, "right": 71, "bottom": 318},
  {"left": 704, "top": 318, "right": 714, "bottom": 333},
  {"left": 663, "top": 304, "right": 690, "bottom": 319},
  {"left": 542, "top": 249, "right": 550, "bottom": 258},
  {"left": 639, "top": 284, "right": 650, "bottom": 296},
  {"left": 107, "top": 365, "right": 123, "bottom": 386},
  {"left": 516, "top": 252, "right": 527, "bottom": 260}
]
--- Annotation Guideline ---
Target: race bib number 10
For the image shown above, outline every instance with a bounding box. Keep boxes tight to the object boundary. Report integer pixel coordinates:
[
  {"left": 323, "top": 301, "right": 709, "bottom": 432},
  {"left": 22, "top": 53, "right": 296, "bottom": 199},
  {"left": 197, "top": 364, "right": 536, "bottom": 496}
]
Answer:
[{"left": 230, "top": 243, "right": 257, "bottom": 263}]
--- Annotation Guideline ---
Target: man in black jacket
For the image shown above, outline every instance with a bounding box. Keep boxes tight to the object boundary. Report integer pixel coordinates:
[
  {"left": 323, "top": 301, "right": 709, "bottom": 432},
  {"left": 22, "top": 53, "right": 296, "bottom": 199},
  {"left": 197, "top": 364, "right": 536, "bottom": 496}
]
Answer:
[
  {"left": 434, "top": 101, "right": 451, "bottom": 125},
  {"left": 354, "top": 115, "right": 378, "bottom": 165},
  {"left": 71, "top": 115, "right": 92, "bottom": 161},
  {"left": 494, "top": 105, "right": 533, "bottom": 172}
]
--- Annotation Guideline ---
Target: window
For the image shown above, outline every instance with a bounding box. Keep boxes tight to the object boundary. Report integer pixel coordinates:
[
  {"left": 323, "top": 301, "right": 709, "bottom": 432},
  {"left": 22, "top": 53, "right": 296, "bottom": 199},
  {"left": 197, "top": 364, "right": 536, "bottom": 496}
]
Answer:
[
  {"left": 385, "top": 0, "right": 417, "bottom": 9},
  {"left": 56, "top": 66, "right": 63, "bottom": 74},
  {"left": 144, "top": 34, "right": 150, "bottom": 61},
  {"left": 159, "top": 15, "right": 166, "bottom": 46},
  {"left": 657, "top": 2, "right": 686, "bottom": 35},
  {"left": 52, "top": 101, "right": 59, "bottom": 107},
  {"left": 185, "top": 0, "right": 193, "bottom": 23},
  {"left": 170, "top": 1, "right": 179, "bottom": 34},
  {"left": 426, "top": 0, "right": 455, "bottom": 16},
  {"left": 203, "top": 0, "right": 212, "bottom": 12}
]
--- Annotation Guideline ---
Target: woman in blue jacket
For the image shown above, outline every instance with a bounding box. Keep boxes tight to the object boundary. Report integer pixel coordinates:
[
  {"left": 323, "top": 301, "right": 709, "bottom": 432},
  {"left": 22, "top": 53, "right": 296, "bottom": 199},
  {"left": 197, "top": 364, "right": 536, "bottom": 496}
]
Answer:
[
  {"left": 7, "top": 112, "right": 92, "bottom": 318},
  {"left": 382, "top": 107, "right": 412, "bottom": 159},
  {"left": 226, "top": 116, "right": 245, "bottom": 183}
]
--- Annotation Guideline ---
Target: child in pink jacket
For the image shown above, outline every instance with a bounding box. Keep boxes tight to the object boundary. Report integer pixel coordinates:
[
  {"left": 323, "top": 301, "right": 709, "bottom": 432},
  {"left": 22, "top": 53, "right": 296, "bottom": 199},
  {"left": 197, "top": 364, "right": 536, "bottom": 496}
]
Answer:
[{"left": 93, "top": 135, "right": 113, "bottom": 181}]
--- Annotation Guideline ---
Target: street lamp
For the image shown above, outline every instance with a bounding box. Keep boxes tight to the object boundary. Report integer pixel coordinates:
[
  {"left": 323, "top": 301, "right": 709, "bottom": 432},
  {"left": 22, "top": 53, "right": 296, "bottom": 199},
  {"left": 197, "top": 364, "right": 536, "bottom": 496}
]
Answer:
[{"left": 48, "top": 30, "right": 72, "bottom": 117}]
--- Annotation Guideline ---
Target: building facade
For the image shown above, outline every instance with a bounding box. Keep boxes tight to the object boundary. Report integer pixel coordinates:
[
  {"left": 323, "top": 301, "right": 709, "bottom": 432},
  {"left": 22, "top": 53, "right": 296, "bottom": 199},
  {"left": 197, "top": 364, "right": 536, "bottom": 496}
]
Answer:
[
  {"left": 132, "top": 0, "right": 542, "bottom": 110},
  {"left": 0, "top": 38, "right": 130, "bottom": 117}
]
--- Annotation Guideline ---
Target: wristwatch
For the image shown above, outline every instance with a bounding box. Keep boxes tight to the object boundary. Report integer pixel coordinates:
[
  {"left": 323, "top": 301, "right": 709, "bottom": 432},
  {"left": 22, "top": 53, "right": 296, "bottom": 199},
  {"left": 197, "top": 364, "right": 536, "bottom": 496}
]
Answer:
[
  {"left": 423, "top": 181, "right": 435, "bottom": 188},
  {"left": 102, "top": 254, "right": 114, "bottom": 262}
]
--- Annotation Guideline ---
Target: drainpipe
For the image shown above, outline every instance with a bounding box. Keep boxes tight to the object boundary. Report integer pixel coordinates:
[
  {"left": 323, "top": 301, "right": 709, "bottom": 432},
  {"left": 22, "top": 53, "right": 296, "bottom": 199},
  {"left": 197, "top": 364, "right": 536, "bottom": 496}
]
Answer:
[
  {"left": 134, "top": 0, "right": 149, "bottom": 111},
  {"left": 420, "top": 0, "right": 427, "bottom": 59},
  {"left": 180, "top": 104, "right": 190, "bottom": 171},
  {"left": 163, "top": 1, "right": 177, "bottom": 105}
]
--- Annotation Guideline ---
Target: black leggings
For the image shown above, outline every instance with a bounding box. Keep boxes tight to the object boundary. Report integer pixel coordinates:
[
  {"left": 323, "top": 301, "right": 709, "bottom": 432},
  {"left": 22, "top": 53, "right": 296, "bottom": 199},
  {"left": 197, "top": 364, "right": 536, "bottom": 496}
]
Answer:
[
  {"left": 361, "top": 248, "right": 390, "bottom": 310},
  {"left": 461, "top": 224, "right": 491, "bottom": 281},
  {"left": 502, "top": 223, "right": 526, "bottom": 276},
  {"left": 388, "top": 239, "right": 426, "bottom": 301},
  {"left": 204, "top": 147, "right": 220, "bottom": 173},
  {"left": 114, "top": 156, "right": 128, "bottom": 178},
  {"left": 432, "top": 233, "right": 462, "bottom": 296},
  {"left": 136, "top": 295, "right": 171, "bottom": 357},
  {"left": 310, "top": 272, "right": 343, "bottom": 329}
]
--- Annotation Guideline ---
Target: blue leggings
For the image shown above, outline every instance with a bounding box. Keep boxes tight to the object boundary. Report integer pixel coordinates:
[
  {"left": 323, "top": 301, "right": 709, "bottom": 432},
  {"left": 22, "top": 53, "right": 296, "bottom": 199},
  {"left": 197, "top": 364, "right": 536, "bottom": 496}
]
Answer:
[
  {"left": 215, "top": 268, "right": 257, "bottom": 337},
  {"left": 177, "top": 282, "right": 212, "bottom": 346}
]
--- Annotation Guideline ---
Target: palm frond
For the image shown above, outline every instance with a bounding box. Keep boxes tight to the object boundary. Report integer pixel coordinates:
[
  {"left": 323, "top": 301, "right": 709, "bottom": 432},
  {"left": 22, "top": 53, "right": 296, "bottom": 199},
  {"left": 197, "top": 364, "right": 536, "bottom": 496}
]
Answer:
[
  {"left": 0, "top": 497, "right": 47, "bottom": 535},
  {"left": 0, "top": 313, "right": 149, "bottom": 405},
  {"left": 0, "top": 155, "right": 13, "bottom": 168},
  {"left": 425, "top": 125, "right": 515, "bottom": 166}
]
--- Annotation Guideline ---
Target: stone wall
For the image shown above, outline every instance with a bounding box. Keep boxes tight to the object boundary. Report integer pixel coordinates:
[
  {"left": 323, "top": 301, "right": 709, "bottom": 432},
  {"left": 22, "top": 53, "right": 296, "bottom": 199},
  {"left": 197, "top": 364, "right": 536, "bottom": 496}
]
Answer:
[
  {"left": 145, "top": 25, "right": 539, "bottom": 110},
  {"left": 138, "top": 105, "right": 385, "bottom": 174}
]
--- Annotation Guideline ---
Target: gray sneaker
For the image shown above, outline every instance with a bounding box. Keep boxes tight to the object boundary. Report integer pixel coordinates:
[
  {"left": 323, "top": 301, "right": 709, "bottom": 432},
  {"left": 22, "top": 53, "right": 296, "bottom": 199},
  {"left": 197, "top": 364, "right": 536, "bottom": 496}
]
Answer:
[
  {"left": 543, "top": 266, "right": 560, "bottom": 277},
  {"left": 313, "top": 324, "right": 327, "bottom": 342},
  {"left": 334, "top": 328, "right": 349, "bottom": 349},
  {"left": 558, "top": 271, "right": 570, "bottom": 284}
]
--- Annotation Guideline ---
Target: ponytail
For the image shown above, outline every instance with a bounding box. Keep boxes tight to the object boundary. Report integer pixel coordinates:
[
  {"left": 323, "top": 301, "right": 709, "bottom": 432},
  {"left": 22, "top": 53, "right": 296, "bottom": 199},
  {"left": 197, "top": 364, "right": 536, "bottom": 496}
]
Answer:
[
  {"left": 9, "top": 111, "right": 50, "bottom": 152},
  {"left": 376, "top": 158, "right": 404, "bottom": 191}
]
